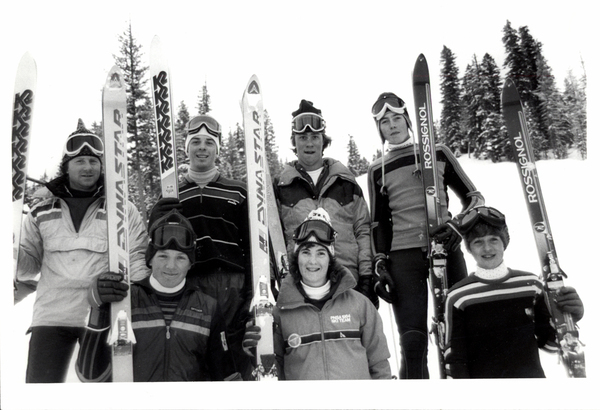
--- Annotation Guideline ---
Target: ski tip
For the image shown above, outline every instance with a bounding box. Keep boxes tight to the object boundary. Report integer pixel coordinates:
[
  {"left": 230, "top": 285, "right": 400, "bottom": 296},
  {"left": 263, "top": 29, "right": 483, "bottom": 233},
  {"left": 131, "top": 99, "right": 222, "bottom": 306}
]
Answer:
[
  {"left": 246, "top": 75, "right": 260, "bottom": 94},
  {"left": 151, "top": 35, "right": 162, "bottom": 50},
  {"left": 412, "top": 54, "right": 429, "bottom": 84},
  {"left": 17, "top": 52, "right": 37, "bottom": 76},
  {"left": 501, "top": 78, "right": 521, "bottom": 107},
  {"left": 105, "top": 65, "right": 125, "bottom": 89}
]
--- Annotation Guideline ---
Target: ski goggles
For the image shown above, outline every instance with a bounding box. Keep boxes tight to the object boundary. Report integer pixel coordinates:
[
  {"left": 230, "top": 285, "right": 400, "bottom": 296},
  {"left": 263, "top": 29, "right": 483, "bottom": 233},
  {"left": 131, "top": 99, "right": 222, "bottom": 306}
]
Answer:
[
  {"left": 151, "top": 223, "right": 196, "bottom": 251},
  {"left": 187, "top": 116, "right": 222, "bottom": 137},
  {"left": 293, "top": 219, "right": 336, "bottom": 244},
  {"left": 371, "top": 94, "right": 408, "bottom": 121},
  {"left": 64, "top": 134, "right": 104, "bottom": 157},
  {"left": 291, "top": 113, "right": 326, "bottom": 133},
  {"left": 457, "top": 206, "right": 506, "bottom": 234}
]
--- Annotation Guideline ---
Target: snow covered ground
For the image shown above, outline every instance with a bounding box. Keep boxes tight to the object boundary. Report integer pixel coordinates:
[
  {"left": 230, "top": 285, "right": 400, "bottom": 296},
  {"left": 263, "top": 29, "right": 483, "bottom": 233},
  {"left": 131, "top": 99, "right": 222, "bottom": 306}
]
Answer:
[{"left": 3, "top": 155, "right": 597, "bottom": 409}]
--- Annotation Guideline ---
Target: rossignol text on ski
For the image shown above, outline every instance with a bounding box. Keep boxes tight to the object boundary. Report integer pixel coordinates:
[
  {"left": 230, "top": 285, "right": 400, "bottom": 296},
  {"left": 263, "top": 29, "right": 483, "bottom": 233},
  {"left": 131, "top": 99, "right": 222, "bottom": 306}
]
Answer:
[
  {"left": 12, "top": 52, "right": 37, "bottom": 304},
  {"left": 241, "top": 74, "right": 278, "bottom": 380},
  {"left": 412, "top": 53, "right": 448, "bottom": 378},
  {"left": 150, "top": 35, "right": 178, "bottom": 198},
  {"left": 501, "top": 78, "right": 585, "bottom": 378},
  {"left": 102, "top": 65, "right": 136, "bottom": 382}
]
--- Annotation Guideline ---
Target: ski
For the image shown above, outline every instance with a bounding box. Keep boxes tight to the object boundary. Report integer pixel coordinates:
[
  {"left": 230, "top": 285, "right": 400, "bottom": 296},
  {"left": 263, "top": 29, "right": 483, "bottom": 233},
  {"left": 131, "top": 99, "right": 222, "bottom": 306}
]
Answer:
[
  {"left": 150, "top": 35, "right": 178, "bottom": 198},
  {"left": 102, "top": 65, "right": 135, "bottom": 382},
  {"left": 501, "top": 78, "right": 585, "bottom": 378},
  {"left": 241, "top": 74, "right": 277, "bottom": 380},
  {"left": 265, "top": 165, "right": 289, "bottom": 290},
  {"left": 12, "top": 52, "right": 37, "bottom": 303},
  {"left": 412, "top": 53, "right": 448, "bottom": 378}
]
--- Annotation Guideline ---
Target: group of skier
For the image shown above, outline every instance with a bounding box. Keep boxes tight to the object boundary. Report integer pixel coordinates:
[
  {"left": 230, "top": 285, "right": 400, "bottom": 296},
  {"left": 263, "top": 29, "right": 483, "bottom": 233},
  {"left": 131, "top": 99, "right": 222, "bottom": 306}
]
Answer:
[{"left": 15, "top": 89, "right": 584, "bottom": 382}]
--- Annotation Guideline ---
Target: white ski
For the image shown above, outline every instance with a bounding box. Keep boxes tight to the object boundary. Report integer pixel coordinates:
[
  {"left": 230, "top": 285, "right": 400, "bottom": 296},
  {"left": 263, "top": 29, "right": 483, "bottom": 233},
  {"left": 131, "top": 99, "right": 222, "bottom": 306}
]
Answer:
[
  {"left": 241, "top": 74, "right": 277, "bottom": 380},
  {"left": 12, "top": 52, "right": 37, "bottom": 303},
  {"left": 150, "top": 35, "right": 178, "bottom": 198},
  {"left": 102, "top": 65, "right": 135, "bottom": 382}
]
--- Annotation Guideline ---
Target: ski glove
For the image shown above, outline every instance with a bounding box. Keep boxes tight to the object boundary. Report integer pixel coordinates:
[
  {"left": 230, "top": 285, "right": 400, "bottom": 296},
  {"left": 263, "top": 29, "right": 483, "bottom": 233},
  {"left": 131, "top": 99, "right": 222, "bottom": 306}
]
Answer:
[
  {"left": 88, "top": 271, "right": 129, "bottom": 308},
  {"left": 431, "top": 221, "right": 462, "bottom": 253},
  {"left": 555, "top": 286, "right": 584, "bottom": 322},
  {"left": 373, "top": 254, "right": 394, "bottom": 305},
  {"left": 355, "top": 275, "right": 379, "bottom": 309},
  {"left": 242, "top": 319, "right": 261, "bottom": 357},
  {"left": 149, "top": 197, "right": 183, "bottom": 228}
]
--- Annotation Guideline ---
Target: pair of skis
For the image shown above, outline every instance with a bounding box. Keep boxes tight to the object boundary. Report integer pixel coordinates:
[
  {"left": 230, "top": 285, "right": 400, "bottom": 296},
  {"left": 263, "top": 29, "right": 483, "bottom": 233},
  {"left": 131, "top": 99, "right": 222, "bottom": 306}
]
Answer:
[
  {"left": 149, "top": 37, "right": 282, "bottom": 380},
  {"left": 414, "top": 54, "right": 585, "bottom": 378}
]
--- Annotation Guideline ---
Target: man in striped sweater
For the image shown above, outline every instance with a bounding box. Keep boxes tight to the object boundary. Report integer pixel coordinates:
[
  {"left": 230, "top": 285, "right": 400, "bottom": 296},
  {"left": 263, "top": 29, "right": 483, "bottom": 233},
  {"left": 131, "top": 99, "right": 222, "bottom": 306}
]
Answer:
[
  {"left": 148, "top": 115, "right": 252, "bottom": 379},
  {"left": 444, "top": 206, "right": 584, "bottom": 378}
]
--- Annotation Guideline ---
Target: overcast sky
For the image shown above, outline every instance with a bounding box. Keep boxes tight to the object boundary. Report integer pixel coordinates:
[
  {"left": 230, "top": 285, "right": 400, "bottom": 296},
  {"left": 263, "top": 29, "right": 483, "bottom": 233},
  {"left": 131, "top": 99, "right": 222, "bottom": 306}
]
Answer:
[{"left": 2, "top": 0, "right": 595, "bottom": 180}]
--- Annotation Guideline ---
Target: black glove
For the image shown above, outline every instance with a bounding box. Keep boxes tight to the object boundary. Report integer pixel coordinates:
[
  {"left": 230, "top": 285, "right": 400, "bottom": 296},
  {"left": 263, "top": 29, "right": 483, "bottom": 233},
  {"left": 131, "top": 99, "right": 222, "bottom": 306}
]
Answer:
[
  {"left": 431, "top": 221, "right": 462, "bottom": 253},
  {"left": 242, "top": 319, "right": 261, "bottom": 357},
  {"left": 373, "top": 255, "right": 395, "bottom": 304},
  {"left": 355, "top": 275, "right": 379, "bottom": 309},
  {"left": 555, "top": 286, "right": 584, "bottom": 322},
  {"left": 88, "top": 272, "right": 129, "bottom": 308},
  {"left": 149, "top": 197, "right": 183, "bottom": 228}
]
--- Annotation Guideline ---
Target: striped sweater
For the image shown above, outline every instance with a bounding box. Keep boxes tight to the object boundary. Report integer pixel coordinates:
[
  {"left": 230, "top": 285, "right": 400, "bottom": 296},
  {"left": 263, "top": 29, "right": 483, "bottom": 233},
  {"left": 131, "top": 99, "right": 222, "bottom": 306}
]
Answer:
[{"left": 443, "top": 269, "right": 557, "bottom": 378}]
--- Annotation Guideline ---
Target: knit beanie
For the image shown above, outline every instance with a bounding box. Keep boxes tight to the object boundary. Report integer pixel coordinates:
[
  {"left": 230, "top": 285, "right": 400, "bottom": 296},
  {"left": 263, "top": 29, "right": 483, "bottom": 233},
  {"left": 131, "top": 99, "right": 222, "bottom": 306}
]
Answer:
[
  {"left": 290, "top": 100, "right": 331, "bottom": 151},
  {"left": 371, "top": 92, "right": 414, "bottom": 143},
  {"left": 185, "top": 115, "right": 221, "bottom": 155},
  {"left": 293, "top": 208, "right": 336, "bottom": 256}
]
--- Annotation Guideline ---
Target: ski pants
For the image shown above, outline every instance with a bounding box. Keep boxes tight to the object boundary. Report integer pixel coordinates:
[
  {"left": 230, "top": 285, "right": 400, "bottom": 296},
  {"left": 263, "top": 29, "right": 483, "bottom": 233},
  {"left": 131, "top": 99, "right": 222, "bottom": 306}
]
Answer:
[
  {"left": 189, "top": 268, "right": 253, "bottom": 380},
  {"left": 26, "top": 326, "right": 85, "bottom": 383},
  {"left": 388, "top": 247, "right": 467, "bottom": 379}
]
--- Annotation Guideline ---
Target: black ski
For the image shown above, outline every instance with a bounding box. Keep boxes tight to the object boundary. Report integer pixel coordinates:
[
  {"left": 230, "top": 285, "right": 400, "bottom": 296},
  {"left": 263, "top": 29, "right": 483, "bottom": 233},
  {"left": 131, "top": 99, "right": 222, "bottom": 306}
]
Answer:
[
  {"left": 412, "top": 53, "right": 448, "bottom": 378},
  {"left": 502, "top": 78, "right": 585, "bottom": 378}
]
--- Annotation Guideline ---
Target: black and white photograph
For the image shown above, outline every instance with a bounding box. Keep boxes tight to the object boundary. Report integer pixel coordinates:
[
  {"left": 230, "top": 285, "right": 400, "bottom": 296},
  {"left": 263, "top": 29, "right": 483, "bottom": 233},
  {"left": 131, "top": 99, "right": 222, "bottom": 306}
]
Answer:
[{"left": 2, "top": 0, "right": 596, "bottom": 409}]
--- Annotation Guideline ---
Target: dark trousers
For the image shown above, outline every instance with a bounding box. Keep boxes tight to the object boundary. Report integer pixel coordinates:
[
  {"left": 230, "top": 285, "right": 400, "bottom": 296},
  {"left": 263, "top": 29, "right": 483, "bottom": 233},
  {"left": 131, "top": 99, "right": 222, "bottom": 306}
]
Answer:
[
  {"left": 26, "top": 326, "right": 85, "bottom": 383},
  {"left": 388, "top": 247, "right": 467, "bottom": 379}
]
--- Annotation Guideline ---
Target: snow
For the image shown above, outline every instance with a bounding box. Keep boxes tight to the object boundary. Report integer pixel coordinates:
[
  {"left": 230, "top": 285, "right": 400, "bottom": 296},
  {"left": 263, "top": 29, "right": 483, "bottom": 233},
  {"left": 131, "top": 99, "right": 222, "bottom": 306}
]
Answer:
[{"left": 3, "top": 156, "right": 597, "bottom": 409}]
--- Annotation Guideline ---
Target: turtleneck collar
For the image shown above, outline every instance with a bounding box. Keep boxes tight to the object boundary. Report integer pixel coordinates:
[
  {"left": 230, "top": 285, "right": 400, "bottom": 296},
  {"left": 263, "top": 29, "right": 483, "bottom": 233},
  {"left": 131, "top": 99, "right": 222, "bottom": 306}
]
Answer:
[
  {"left": 474, "top": 261, "right": 509, "bottom": 280},
  {"left": 301, "top": 280, "right": 331, "bottom": 300},
  {"left": 150, "top": 275, "right": 186, "bottom": 294},
  {"left": 187, "top": 167, "right": 218, "bottom": 188}
]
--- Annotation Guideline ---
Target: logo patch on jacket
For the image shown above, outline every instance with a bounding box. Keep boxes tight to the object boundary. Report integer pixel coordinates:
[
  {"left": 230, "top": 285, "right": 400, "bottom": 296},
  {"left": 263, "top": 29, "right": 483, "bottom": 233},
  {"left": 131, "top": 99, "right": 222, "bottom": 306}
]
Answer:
[
  {"left": 330, "top": 314, "right": 351, "bottom": 324},
  {"left": 220, "top": 331, "right": 229, "bottom": 351}
]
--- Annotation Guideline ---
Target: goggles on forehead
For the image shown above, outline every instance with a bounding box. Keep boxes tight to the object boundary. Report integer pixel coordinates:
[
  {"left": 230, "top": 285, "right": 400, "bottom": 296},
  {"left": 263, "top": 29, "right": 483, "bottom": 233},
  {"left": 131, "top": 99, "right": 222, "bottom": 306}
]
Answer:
[
  {"left": 293, "top": 219, "right": 336, "bottom": 244},
  {"left": 291, "top": 113, "right": 326, "bottom": 133},
  {"left": 151, "top": 223, "right": 195, "bottom": 251},
  {"left": 64, "top": 134, "right": 104, "bottom": 157},
  {"left": 187, "top": 116, "right": 222, "bottom": 137},
  {"left": 457, "top": 206, "right": 506, "bottom": 234},
  {"left": 371, "top": 96, "right": 407, "bottom": 121}
]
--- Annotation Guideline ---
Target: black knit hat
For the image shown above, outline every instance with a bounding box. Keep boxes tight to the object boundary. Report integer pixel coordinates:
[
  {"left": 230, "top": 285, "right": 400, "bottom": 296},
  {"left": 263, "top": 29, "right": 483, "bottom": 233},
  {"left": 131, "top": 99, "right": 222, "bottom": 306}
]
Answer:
[
  {"left": 290, "top": 99, "right": 332, "bottom": 152},
  {"left": 145, "top": 210, "right": 197, "bottom": 268}
]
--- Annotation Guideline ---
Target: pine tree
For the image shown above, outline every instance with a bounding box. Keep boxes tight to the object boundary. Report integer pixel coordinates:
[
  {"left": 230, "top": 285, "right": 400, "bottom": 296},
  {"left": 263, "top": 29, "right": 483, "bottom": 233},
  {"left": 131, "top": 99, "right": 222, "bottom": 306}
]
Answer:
[
  {"left": 462, "top": 55, "right": 485, "bottom": 158},
  {"left": 197, "top": 80, "right": 211, "bottom": 115},
  {"left": 439, "top": 46, "right": 463, "bottom": 153},
  {"left": 563, "top": 65, "right": 587, "bottom": 159},
  {"left": 175, "top": 100, "right": 190, "bottom": 176},
  {"left": 536, "top": 52, "right": 573, "bottom": 159},
  {"left": 113, "top": 22, "right": 160, "bottom": 223},
  {"left": 347, "top": 135, "right": 369, "bottom": 176}
]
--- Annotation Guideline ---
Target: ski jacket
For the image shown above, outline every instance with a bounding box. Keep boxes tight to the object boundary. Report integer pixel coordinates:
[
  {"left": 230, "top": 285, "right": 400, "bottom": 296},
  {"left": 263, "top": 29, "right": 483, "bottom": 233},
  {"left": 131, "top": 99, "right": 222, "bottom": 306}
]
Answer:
[
  {"left": 177, "top": 173, "right": 250, "bottom": 275},
  {"left": 17, "top": 176, "right": 149, "bottom": 328},
  {"left": 275, "top": 158, "right": 372, "bottom": 281},
  {"left": 76, "top": 278, "right": 240, "bottom": 382},
  {"left": 130, "top": 279, "right": 239, "bottom": 381},
  {"left": 368, "top": 144, "right": 483, "bottom": 253},
  {"left": 273, "top": 264, "right": 391, "bottom": 380},
  {"left": 443, "top": 269, "right": 557, "bottom": 378}
]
